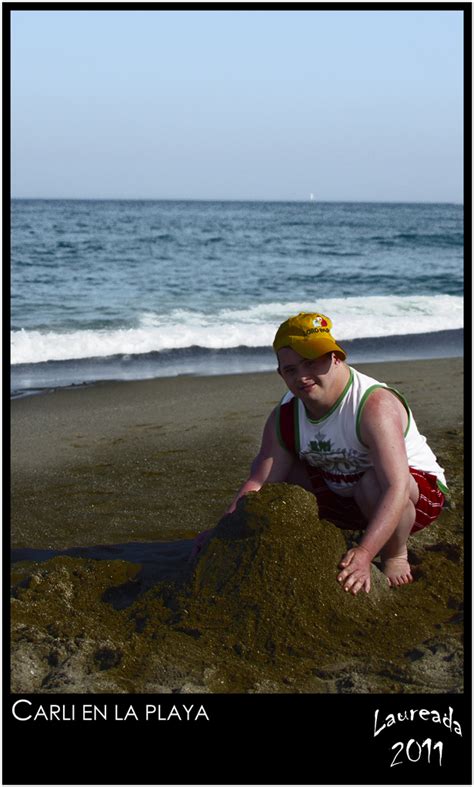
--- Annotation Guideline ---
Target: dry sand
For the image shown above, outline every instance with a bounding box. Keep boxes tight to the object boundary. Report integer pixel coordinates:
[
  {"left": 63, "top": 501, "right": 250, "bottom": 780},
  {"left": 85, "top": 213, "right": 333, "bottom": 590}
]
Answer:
[{"left": 10, "top": 358, "right": 464, "bottom": 693}]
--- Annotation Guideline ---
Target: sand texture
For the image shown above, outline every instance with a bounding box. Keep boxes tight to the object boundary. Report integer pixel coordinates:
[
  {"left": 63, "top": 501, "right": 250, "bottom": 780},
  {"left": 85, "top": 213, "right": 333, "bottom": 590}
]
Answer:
[{"left": 11, "top": 358, "right": 464, "bottom": 693}]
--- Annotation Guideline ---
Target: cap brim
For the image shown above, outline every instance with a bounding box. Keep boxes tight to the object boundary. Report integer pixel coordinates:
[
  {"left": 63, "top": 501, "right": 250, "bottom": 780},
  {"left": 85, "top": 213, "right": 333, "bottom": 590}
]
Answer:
[{"left": 278, "top": 336, "right": 346, "bottom": 361}]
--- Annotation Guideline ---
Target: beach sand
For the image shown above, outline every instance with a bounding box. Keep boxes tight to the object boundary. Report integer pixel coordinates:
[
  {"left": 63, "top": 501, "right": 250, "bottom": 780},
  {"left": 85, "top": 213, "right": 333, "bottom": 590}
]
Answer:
[{"left": 11, "top": 358, "right": 464, "bottom": 693}]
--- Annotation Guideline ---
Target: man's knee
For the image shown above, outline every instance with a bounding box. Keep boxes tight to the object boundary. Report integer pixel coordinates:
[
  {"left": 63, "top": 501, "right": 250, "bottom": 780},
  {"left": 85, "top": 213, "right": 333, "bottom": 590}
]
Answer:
[
  {"left": 354, "top": 467, "right": 419, "bottom": 516},
  {"left": 408, "top": 474, "right": 420, "bottom": 506},
  {"left": 354, "top": 468, "right": 381, "bottom": 517}
]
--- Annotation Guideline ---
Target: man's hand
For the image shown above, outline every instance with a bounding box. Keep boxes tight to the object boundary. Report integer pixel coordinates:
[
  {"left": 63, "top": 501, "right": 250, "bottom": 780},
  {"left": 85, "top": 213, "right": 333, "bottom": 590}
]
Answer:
[{"left": 337, "top": 546, "right": 372, "bottom": 595}]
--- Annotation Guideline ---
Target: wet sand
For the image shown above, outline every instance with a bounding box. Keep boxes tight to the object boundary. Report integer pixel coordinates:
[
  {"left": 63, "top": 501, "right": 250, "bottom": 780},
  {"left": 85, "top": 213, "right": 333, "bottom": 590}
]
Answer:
[{"left": 10, "top": 358, "right": 464, "bottom": 693}]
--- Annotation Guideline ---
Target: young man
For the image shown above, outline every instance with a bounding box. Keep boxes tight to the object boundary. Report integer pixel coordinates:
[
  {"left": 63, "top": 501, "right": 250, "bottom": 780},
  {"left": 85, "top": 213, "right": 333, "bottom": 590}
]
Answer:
[{"left": 194, "top": 312, "right": 447, "bottom": 596}]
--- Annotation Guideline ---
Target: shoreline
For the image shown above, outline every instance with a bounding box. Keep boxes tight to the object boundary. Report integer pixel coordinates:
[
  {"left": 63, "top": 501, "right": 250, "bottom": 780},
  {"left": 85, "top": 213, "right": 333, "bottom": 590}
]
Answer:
[
  {"left": 10, "top": 328, "right": 464, "bottom": 398},
  {"left": 11, "top": 350, "right": 464, "bottom": 402}
]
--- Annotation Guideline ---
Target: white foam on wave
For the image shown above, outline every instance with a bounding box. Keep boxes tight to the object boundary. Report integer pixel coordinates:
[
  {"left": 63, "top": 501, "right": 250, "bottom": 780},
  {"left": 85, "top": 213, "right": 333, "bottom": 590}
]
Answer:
[{"left": 11, "top": 295, "right": 463, "bottom": 365}]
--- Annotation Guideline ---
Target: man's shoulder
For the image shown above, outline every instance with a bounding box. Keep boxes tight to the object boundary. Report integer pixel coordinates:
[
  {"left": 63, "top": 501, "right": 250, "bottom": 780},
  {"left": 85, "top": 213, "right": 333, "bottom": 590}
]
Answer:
[{"left": 359, "top": 386, "right": 408, "bottom": 435}]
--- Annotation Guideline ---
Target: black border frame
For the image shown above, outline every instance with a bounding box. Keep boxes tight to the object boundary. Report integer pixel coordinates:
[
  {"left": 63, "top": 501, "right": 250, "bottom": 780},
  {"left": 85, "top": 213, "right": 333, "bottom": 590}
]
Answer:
[{"left": 3, "top": 4, "right": 471, "bottom": 784}]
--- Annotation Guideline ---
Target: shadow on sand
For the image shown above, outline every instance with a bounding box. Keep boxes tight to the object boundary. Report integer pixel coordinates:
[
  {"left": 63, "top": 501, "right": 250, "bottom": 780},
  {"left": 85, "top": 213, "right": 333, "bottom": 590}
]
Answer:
[{"left": 11, "top": 539, "right": 195, "bottom": 608}]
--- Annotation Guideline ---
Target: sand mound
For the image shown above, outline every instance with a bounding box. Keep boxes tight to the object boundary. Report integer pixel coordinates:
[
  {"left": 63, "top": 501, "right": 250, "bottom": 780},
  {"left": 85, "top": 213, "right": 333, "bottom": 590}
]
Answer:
[
  {"left": 11, "top": 483, "right": 463, "bottom": 693},
  {"left": 180, "top": 484, "right": 392, "bottom": 662}
]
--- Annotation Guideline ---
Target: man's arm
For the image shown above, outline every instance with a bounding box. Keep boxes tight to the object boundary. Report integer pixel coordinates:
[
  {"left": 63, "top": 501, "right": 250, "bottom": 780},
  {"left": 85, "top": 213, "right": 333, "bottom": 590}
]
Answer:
[
  {"left": 225, "top": 406, "right": 296, "bottom": 513},
  {"left": 190, "top": 407, "right": 294, "bottom": 559},
  {"left": 337, "top": 389, "right": 412, "bottom": 593},
  {"left": 357, "top": 389, "right": 412, "bottom": 555}
]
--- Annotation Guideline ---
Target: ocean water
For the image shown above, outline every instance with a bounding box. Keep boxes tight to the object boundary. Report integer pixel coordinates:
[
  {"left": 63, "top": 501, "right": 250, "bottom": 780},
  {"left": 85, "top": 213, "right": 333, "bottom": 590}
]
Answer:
[{"left": 11, "top": 200, "right": 463, "bottom": 396}]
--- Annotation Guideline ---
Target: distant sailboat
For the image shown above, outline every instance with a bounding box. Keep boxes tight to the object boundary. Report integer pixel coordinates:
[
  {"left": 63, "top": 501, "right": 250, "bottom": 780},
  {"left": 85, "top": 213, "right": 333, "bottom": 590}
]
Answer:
[{"left": 309, "top": 193, "right": 315, "bottom": 201}]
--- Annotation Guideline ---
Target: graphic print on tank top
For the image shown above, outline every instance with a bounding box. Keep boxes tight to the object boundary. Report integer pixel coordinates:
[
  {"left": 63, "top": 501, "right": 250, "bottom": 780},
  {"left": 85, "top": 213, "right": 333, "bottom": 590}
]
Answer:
[{"left": 299, "top": 430, "right": 371, "bottom": 478}]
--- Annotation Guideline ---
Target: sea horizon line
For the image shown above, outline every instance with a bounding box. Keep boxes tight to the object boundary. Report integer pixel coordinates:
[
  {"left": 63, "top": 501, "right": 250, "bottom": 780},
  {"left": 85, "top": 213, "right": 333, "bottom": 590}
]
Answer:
[{"left": 10, "top": 197, "right": 464, "bottom": 206}]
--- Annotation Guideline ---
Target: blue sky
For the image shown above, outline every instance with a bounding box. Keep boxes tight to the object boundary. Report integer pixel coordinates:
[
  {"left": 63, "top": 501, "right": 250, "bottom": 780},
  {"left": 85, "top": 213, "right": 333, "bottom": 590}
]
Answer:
[{"left": 11, "top": 9, "right": 464, "bottom": 201}]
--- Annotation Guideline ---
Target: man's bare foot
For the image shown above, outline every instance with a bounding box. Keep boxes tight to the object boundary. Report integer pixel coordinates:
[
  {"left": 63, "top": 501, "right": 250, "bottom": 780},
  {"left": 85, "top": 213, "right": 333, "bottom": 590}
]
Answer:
[{"left": 380, "top": 555, "right": 413, "bottom": 587}]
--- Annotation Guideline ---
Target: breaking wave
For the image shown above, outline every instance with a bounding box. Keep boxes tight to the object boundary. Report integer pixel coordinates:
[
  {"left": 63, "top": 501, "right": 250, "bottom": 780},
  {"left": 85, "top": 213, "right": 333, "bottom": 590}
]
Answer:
[{"left": 11, "top": 294, "right": 463, "bottom": 365}]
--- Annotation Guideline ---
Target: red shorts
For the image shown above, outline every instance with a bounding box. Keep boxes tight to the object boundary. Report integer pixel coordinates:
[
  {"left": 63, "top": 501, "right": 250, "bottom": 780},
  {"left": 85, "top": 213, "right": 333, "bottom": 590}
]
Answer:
[{"left": 307, "top": 467, "right": 445, "bottom": 534}]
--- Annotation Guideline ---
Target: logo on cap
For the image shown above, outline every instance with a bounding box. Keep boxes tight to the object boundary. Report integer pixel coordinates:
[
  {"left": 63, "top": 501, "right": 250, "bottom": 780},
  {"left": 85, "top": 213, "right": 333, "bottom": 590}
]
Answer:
[{"left": 313, "top": 316, "right": 328, "bottom": 328}]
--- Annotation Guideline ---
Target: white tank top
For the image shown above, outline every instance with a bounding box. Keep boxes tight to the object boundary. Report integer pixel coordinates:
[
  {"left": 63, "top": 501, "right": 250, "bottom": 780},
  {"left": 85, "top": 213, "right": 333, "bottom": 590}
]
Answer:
[{"left": 280, "top": 366, "right": 447, "bottom": 497}]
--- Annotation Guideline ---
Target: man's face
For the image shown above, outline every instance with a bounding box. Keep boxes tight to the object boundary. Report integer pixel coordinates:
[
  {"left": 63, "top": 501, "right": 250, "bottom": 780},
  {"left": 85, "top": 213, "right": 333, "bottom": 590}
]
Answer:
[{"left": 277, "top": 347, "right": 334, "bottom": 404}]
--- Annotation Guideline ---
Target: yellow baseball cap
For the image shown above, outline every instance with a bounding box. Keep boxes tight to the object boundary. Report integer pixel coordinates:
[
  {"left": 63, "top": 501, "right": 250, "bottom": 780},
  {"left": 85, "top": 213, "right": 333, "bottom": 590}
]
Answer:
[{"left": 273, "top": 312, "right": 346, "bottom": 360}]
